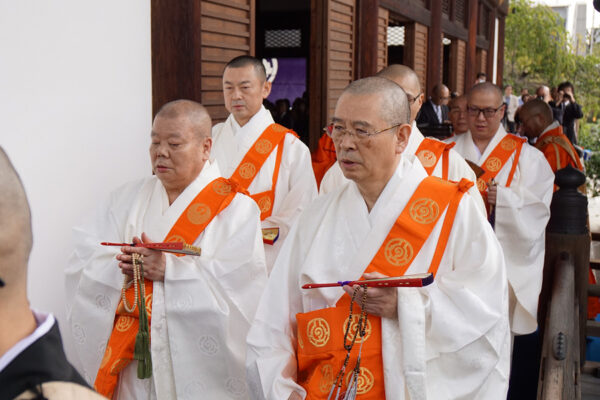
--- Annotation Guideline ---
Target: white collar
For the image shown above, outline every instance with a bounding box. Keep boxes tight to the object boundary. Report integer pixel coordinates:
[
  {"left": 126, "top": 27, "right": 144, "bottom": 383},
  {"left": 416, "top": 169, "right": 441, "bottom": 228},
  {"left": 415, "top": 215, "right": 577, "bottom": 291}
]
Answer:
[
  {"left": 0, "top": 311, "right": 55, "bottom": 373},
  {"left": 541, "top": 120, "right": 560, "bottom": 136}
]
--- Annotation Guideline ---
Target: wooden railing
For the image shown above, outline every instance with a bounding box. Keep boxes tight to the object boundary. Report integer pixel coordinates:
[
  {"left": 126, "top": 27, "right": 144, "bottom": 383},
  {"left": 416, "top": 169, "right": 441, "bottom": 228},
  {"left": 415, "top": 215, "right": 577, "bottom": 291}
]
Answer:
[{"left": 537, "top": 252, "right": 581, "bottom": 400}]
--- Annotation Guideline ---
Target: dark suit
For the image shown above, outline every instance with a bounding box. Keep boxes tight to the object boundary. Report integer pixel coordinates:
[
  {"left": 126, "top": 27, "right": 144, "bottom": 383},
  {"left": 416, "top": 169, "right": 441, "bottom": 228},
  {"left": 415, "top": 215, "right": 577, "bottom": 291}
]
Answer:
[
  {"left": 416, "top": 100, "right": 449, "bottom": 128},
  {"left": 561, "top": 101, "right": 583, "bottom": 145},
  {"left": 0, "top": 318, "right": 91, "bottom": 399}
]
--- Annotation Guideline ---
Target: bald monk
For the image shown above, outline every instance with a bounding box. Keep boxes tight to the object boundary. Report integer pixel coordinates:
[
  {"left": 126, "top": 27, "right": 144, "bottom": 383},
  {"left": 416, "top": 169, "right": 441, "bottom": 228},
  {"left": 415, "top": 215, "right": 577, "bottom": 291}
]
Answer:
[
  {"left": 518, "top": 98, "right": 583, "bottom": 174},
  {"left": 448, "top": 95, "right": 469, "bottom": 135},
  {"left": 0, "top": 148, "right": 103, "bottom": 399},
  {"left": 66, "top": 100, "right": 267, "bottom": 399},
  {"left": 247, "top": 77, "right": 510, "bottom": 399},
  {"left": 446, "top": 83, "right": 554, "bottom": 336},
  {"left": 320, "top": 64, "right": 485, "bottom": 215}
]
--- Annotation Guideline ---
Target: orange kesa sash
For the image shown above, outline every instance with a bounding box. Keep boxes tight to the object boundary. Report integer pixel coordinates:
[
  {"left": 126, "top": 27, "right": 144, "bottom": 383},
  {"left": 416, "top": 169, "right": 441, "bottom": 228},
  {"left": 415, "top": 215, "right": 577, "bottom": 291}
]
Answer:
[
  {"left": 415, "top": 138, "right": 456, "bottom": 180},
  {"left": 295, "top": 177, "right": 473, "bottom": 399},
  {"left": 535, "top": 126, "right": 583, "bottom": 172},
  {"left": 230, "top": 123, "right": 297, "bottom": 220},
  {"left": 475, "top": 133, "right": 526, "bottom": 198},
  {"left": 94, "top": 178, "right": 245, "bottom": 398}
]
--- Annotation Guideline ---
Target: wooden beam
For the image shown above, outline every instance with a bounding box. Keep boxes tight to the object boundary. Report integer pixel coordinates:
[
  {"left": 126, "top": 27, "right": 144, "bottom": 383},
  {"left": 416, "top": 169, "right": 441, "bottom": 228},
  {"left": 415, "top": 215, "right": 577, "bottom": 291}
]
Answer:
[
  {"left": 464, "top": 0, "right": 478, "bottom": 88},
  {"left": 486, "top": 7, "right": 496, "bottom": 82},
  {"left": 496, "top": 15, "right": 505, "bottom": 87},
  {"left": 380, "top": 0, "right": 431, "bottom": 27},
  {"left": 356, "top": 0, "right": 380, "bottom": 78},
  {"left": 427, "top": 0, "right": 443, "bottom": 95}
]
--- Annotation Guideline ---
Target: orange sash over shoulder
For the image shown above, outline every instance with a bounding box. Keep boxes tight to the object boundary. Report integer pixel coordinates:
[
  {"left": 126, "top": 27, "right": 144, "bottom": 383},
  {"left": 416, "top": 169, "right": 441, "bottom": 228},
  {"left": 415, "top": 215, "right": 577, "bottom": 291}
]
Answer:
[
  {"left": 475, "top": 133, "right": 526, "bottom": 197},
  {"left": 415, "top": 138, "right": 456, "bottom": 180},
  {"left": 94, "top": 178, "right": 246, "bottom": 398},
  {"left": 535, "top": 126, "right": 583, "bottom": 172},
  {"left": 230, "top": 123, "right": 297, "bottom": 220},
  {"left": 296, "top": 177, "right": 473, "bottom": 399}
]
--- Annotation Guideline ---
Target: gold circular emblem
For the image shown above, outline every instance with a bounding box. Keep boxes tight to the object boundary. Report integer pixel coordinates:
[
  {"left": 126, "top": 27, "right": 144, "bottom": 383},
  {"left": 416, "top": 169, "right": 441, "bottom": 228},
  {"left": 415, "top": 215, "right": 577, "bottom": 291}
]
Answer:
[
  {"left": 239, "top": 162, "right": 256, "bottom": 180},
  {"left": 298, "top": 333, "right": 304, "bottom": 350},
  {"left": 343, "top": 314, "right": 372, "bottom": 343},
  {"left": 501, "top": 138, "right": 517, "bottom": 151},
  {"left": 110, "top": 358, "right": 130, "bottom": 374},
  {"left": 477, "top": 178, "right": 488, "bottom": 192},
  {"left": 100, "top": 345, "right": 112, "bottom": 368},
  {"left": 409, "top": 198, "right": 440, "bottom": 224},
  {"left": 115, "top": 315, "right": 135, "bottom": 332},
  {"left": 257, "top": 196, "right": 272, "bottom": 213},
  {"left": 384, "top": 238, "right": 414, "bottom": 267},
  {"left": 319, "top": 364, "right": 335, "bottom": 394},
  {"left": 416, "top": 150, "right": 437, "bottom": 168},
  {"left": 166, "top": 234, "right": 185, "bottom": 243},
  {"left": 255, "top": 139, "right": 273, "bottom": 154},
  {"left": 307, "top": 318, "right": 331, "bottom": 347},
  {"left": 485, "top": 157, "right": 502, "bottom": 172},
  {"left": 187, "top": 203, "right": 212, "bottom": 225},
  {"left": 145, "top": 293, "right": 153, "bottom": 317},
  {"left": 212, "top": 180, "right": 232, "bottom": 196},
  {"left": 271, "top": 124, "right": 286, "bottom": 133},
  {"left": 345, "top": 367, "right": 375, "bottom": 395}
]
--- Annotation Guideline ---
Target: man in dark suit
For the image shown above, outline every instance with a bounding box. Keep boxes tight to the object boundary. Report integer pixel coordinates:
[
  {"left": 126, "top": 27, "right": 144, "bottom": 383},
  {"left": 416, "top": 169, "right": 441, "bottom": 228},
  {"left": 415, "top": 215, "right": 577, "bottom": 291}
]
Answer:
[
  {"left": 0, "top": 147, "right": 103, "bottom": 400},
  {"left": 557, "top": 81, "right": 583, "bottom": 145},
  {"left": 417, "top": 83, "right": 450, "bottom": 129}
]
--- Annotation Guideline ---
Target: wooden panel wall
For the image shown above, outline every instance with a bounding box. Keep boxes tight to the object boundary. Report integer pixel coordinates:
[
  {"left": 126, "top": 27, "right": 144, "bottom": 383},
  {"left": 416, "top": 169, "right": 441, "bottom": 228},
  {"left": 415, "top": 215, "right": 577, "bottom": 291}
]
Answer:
[
  {"left": 414, "top": 23, "right": 428, "bottom": 94},
  {"left": 456, "top": 39, "right": 466, "bottom": 94},
  {"left": 326, "top": 0, "right": 356, "bottom": 121},
  {"left": 200, "top": 0, "right": 255, "bottom": 122},
  {"left": 377, "top": 7, "right": 389, "bottom": 72},
  {"left": 477, "top": 48, "right": 487, "bottom": 76}
]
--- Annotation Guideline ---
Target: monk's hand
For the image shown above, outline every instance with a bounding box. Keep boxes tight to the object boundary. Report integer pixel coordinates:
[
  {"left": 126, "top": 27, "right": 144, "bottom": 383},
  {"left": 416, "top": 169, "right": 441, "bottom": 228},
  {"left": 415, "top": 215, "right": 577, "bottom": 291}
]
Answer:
[
  {"left": 117, "top": 233, "right": 166, "bottom": 281},
  {"left": 343, "top": 272, "right": 398, "bottom": 319},
  {"left": 487, "top": 182, "right": 497, "bottom": 206}
]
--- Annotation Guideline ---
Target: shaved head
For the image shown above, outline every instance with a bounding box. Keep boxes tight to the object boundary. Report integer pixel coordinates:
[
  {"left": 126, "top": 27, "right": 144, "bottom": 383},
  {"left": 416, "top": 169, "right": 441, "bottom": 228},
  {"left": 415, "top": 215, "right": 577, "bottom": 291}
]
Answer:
[
  {"left": 468, "top": 82, "right": 503, "bottom": 104},
  {"left": 155, "top": 100, "right": 212, "bottom": 139},
  {"left": 0, "top": 148, "right": 32, "bottom": 291},
  {"left": 342, "top": 76, "right": 410, "bottom": 125},
  {"left": 518, "top": 99, "right": 554, "bottom": 139},
  {"left": 376, "top": 64, "right": 423, "bottom": 123},
  {"left": 520, "top": 99, "right": 553, "bottom": 125}
]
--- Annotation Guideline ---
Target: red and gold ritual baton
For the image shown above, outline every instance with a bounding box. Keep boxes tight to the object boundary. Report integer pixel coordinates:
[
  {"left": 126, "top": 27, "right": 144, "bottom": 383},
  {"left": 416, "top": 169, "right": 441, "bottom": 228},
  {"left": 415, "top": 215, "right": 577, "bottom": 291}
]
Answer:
[
  {"left": 302, "top": 273, "right": 433, "bottom": 289},
  {"left": 101, "top": 242, "right": 201, "bottom": 256}
]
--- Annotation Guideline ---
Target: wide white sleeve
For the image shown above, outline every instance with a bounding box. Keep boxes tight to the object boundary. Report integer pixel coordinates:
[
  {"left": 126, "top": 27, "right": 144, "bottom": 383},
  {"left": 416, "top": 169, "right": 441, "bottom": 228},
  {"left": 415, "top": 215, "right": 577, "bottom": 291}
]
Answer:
[
  {"left": 495, "top": 146, "right": 553, "bottom": 334},
  {"left": 246, "top": 219, "right": 308, "bottom": 400},
  {"left": 445, "top": 149, "right": 487, "bottom": 216}
]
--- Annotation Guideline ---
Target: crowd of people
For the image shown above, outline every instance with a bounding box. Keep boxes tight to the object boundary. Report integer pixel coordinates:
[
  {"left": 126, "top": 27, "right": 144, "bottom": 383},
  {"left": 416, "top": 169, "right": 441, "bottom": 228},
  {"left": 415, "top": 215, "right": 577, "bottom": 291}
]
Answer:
[{"left": 0, "top": 55, "right": 588, "bottom": 400}]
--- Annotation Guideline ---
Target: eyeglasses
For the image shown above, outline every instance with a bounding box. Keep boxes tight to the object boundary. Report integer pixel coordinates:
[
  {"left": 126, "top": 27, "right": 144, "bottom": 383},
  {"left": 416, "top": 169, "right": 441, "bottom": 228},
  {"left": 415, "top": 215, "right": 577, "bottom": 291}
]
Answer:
[
  {"left": 467, "top": 104, "right": 505, "bottom": 118},
  {"left": 406, "top": 93, "right": 422, "bottom": 105},
  {"left": 326, "top": 122, "right": 403, "bottom": 139}
]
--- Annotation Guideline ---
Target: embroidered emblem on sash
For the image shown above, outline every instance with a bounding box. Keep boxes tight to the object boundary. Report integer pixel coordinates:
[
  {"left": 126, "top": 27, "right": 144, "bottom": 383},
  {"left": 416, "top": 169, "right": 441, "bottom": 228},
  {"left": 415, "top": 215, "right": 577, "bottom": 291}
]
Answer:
[
  {"left": 319, "top": 364, "right": 335, "bottom": 394},
  {"left": 115, "top": 316, "right": 135, "bottom": 332},
  {"left": 257, "top": 196, "right": 272, "bottom": 213},
  {"left": 110, "top": 358, "right": 129, "bottom": 374},
  {"left": 298, "top": 333, "right": 304, "bottom": 349},
  {"left": 271, "top": 124, "right": 287, "bottom": 133},
  {"left": 477, "top": 178, "right": 487, "bottom": 192},
  {"left": 343, "top": 314, "right": 372, "bottom": 343},
  {"left": 307, "top": 318, "right": 330, "bottom": 347},
  {"left": 384, "top": 238, "right": 414, "bottom": 267},
  {"left": 212, "top": 180, "right": 232, "bottom": 195},
  {"left": 239, "top": 162, "right": 256, "bottom": 180},
  {"left": 485, "top": 156, "right": 502, "bottom": 172},
  {"left": 100, "top": 346, "right": 112, "bottom": 368},
  {"left": 254, "top": 138, "right": 273, "bottom": 154},
  {"left": 501, "top": 138, "right": 517, "bottom": 151},
  {"left": 416, "top": 149, "right": 437, "bottom": 168},
  {"left": 166, "top": 234, "right": 186, "bottom": 243},
  {"left": 345, "top": 367, "right": 374, "bottom": 394},
  {"left": 145, "top": 293, "right": 153, "bottom": 317},
  {"left": 187, "top": 203, "right": 212, "bottom": 225},
  {"left": 409, "top": 198, "right": 440, "bottom": 224}
]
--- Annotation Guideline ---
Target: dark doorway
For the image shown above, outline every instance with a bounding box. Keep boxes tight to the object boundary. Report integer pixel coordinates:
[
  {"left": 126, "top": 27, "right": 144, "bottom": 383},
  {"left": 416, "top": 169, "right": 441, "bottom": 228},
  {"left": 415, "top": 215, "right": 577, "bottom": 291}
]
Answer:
[
  {"left": 387, "top": 22, "right": 405, "bottom": 65},
  {"left": 442, "top": 36, "right": 451, "bottom": 88}
]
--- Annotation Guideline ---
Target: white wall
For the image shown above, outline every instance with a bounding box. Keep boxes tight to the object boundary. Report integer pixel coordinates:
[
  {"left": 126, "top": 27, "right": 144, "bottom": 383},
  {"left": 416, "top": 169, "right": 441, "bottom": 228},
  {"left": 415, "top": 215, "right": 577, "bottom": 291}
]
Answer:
[{"left": 0, "top": 1, "right": 152, "bottom": 362}]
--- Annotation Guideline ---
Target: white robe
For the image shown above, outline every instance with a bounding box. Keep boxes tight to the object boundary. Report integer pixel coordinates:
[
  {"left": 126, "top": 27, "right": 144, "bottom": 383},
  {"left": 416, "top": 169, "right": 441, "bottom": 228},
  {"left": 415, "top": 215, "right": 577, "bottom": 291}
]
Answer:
[
  {"left": 211, "top": 106, "right": 318, "bottom": 271},
  {"left": 319, "top": 123, "right": 486, "bottom": 216},
  {"left": 65, "top": 161, "right": 267, "bottom": 400},
  {"left": 446, "top": 127, "right": 554, "bottom": 334},
  {"left": 247, "top": 155, "right": 511, "bottom": 400}
]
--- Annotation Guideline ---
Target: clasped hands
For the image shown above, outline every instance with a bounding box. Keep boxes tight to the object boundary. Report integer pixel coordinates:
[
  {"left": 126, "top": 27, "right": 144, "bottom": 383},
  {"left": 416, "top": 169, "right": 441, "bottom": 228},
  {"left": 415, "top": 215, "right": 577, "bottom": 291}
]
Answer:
[
  {"left": 342, "top": 271, "right": 398, "bottom": 319},
  {"left": 116, "top": 232, "right": 166, "bottom": 281}
]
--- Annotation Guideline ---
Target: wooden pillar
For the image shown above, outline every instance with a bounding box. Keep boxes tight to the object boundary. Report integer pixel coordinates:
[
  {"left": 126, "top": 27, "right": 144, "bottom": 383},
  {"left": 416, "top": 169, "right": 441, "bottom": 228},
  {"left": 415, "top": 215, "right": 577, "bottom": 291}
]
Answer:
[
  {"left": 427, "top": 0, "right": 443, "bottom": 95},
  {"left": 356, "top": 0, "right": 379, "bottom": 78},
  {"left": 465, "top": 0, "right": 478, "bottom": 89},
  {"left": 496, "top": 15, "right": 505, "bottom": 88},
  {"left": 309, "top": 0, "right": 328, "bottom": 152},
  {"left": 151, "top": 0, "right": 201, "bottom": 116},
  {"left": 486, "top": 8, "right": 496, "bottom": 83}
]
